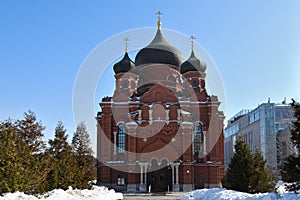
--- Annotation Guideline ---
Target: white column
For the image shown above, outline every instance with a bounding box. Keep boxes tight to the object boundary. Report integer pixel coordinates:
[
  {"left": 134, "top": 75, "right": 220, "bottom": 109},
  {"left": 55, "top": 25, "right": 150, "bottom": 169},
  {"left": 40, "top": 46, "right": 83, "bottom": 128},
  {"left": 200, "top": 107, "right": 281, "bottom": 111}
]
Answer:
[
  {"left": 144, "top": 163, "right": 148, "bottom": 185},
  {"left": 149, "top": 110, "right": 153, "bottom": 124},
  {"left": 171, "top": 164, "right": 175, "bottom": 184},
  {"left": 113, "top": 132, "right": 117, "bottom": 155},
  {"left": 140, "top": 164, "right": 144, "bottom": 184},
  {"left": 175, "top": 164, "right": 179, "bottom": 184},
  {"left": 203, "top": 131, "right": 207, "bottom": 155},
  {"left": 166, "top": 109, "right": 170, "bottom": 121},
  {"left": 177, "top": 109, "right": 181, "bottom": 121},
  {"left": 138, "top": 109, "right": 142, "bottom": 121}
]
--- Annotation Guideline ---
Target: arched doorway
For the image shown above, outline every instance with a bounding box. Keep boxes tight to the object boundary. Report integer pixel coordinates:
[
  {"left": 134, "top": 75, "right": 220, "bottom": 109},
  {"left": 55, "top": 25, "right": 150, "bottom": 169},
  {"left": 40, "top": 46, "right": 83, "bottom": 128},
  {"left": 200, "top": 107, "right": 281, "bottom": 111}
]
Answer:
[{"left": 147, "top": 159, "right": 172, "bottom": 192}]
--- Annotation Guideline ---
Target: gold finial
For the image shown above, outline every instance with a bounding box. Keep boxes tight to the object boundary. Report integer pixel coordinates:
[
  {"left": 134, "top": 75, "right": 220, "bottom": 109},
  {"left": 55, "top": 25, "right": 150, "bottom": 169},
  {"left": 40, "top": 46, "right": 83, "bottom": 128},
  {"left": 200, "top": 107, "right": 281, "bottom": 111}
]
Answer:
[
  {"left": 189, "top": 36, "right": 196, "bottom": 51},
  {"left": 124, "top": 37, "right": 129, "bottom": 52},
  {"left": 155, "top": 11, "right": 163, "bottom": 29}
]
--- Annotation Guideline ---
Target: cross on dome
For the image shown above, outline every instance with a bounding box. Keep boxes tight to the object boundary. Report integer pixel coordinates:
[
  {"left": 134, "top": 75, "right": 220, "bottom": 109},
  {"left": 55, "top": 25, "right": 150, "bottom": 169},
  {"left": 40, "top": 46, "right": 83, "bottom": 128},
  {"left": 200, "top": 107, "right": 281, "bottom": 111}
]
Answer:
[
  {"left": 124, "top": 37, "right": 129, "bottom": 52},
  {"left": 155, "top": 11, "right": 163, "bottom": 29},
  {"left": 189, "top": 36, "right": 196, "bottom": 51}
]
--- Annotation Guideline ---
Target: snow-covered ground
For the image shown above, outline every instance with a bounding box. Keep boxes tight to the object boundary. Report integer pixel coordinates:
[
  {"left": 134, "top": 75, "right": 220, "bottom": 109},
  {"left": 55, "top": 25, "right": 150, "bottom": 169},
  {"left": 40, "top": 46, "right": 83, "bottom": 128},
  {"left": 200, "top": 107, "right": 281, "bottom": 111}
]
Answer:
[
  {"left": 180, "top": 182, "right": 300, "bottom": 200},
  {"left": 0, "top": 186, "right": 123, "bottom": 200},
  {"left": 1, "top": 183, "right": 299, "bottom": 200},
  {"left": 180, "top": 188, "right": 300, "bottom": 200}
]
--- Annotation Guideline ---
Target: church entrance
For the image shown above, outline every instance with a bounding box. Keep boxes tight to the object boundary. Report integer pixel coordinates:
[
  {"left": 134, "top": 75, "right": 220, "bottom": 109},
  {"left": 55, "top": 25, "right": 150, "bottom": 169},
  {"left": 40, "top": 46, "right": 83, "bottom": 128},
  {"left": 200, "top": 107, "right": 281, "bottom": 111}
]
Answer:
[{"left": 147, "top": 159, "right": 172, "bottom": 192}]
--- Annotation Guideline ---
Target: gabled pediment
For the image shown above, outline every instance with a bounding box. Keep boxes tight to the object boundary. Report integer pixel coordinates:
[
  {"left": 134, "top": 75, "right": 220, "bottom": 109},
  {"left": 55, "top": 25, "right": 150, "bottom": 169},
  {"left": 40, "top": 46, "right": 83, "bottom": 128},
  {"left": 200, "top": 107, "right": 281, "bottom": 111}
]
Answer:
[{"left": 140, "top": 83, "right": 179, "bottom": 103}]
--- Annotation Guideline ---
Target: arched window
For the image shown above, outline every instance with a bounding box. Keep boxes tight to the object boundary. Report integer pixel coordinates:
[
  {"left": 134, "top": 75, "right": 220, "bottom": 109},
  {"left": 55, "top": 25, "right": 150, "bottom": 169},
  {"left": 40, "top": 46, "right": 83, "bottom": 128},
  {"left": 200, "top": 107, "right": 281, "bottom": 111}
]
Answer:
[
  {"left": 192, "top": 80, "right": 198, "bottom": 88},
  {"left": 118, "top": 123, "right": 125, "bottom": 153},
  {"left": 194, "top": 122, "right": 202, "bottom": 155},
  {"left": 123, "top": 81, "right": 128, "bottom": 89}
]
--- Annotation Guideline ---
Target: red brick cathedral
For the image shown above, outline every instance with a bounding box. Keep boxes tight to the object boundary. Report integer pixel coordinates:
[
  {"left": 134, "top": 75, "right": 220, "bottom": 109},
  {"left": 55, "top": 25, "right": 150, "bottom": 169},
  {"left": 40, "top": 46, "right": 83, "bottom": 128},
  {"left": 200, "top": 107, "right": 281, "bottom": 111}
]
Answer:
[{"left": 96, "top": 18, "right": 225, "bottom": 192}]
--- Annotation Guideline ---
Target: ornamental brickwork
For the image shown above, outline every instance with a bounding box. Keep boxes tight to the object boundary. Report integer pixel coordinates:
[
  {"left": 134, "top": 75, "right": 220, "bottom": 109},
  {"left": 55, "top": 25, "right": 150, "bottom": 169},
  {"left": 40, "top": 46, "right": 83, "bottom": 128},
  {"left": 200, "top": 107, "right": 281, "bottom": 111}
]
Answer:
[{"left": 96, "top": 23, "right": 225, "bottom": 192}]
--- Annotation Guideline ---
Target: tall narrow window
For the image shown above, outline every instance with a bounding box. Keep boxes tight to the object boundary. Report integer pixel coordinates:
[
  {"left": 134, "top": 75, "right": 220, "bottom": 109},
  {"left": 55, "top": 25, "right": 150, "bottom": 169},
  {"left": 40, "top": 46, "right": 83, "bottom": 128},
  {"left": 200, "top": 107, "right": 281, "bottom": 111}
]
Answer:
[
  {"left": 192, "top": 80, "right": 198, "bottom": 88},
  {"left": 118, "top": 123, "right": 125, "bottom": 153},
  {"left": 195, "top": 122, "right": 202, "bottom": 155},
  {"left": 123, "top": 81, "right": 128, "bottom": 89}
]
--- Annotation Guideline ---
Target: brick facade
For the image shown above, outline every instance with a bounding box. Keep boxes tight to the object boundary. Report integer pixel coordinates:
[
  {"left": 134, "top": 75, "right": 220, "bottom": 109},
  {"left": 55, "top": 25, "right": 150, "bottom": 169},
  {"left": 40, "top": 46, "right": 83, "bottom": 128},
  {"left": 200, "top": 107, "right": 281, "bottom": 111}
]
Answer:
[{"left": 96, "top": 26, "right": 225, "bottom": 192}]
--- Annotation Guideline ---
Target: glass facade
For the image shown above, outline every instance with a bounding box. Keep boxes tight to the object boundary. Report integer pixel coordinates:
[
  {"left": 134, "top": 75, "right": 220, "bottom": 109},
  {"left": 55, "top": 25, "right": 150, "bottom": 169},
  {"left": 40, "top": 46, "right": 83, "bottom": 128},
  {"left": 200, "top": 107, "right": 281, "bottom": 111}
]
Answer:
[
  {"left": 224, "top": 103, "right": 291, "bottom": 173},
  {"left": 249, "top": 109, "right": 260, "bottom": 124},
  {"left": 261, "top": 104, "right": 276, "bottom": 171},
  {"left": 224, "top": 123, "right": 239, "bottom": 138}
]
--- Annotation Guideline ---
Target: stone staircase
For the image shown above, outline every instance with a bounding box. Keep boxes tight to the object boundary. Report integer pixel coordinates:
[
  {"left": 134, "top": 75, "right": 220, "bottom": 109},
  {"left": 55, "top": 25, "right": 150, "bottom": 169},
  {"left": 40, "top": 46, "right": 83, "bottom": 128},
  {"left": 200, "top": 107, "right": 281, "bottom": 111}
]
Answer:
[{"left": 123, "top": 192, "right": 185, "bottom": 200}]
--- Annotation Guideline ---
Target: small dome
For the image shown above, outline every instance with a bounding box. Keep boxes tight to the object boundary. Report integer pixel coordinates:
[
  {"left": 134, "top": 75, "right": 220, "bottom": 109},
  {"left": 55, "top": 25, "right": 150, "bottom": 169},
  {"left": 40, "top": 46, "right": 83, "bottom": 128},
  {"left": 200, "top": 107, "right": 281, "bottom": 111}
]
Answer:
[
  {"left": 113, "top": 52, "right": 135, "bottom": 74},
  {"left": 135, "top": 29, "right": 184, "bottom": 68},
  {"left": 180, "top": 50, "right": 207, "bottom": 74}
]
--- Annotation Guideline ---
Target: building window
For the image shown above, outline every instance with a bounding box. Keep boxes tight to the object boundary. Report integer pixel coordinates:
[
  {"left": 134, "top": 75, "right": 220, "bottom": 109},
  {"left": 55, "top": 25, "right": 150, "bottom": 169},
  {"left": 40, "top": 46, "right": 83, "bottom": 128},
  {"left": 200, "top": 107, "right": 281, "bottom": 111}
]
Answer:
[
  {"left": 249, "top": 110, "right": 260, "bottom": 124},
  {"left": 232, "top": 135, "right": 236, "bottom": 152},
  {"left": 117, "top": 174, "right": 125, "bottom": 185},
  {"left": 224, "top": 123, "right": 239, "bottom": 138},
  {"left": 123, "top": 81, "right": 128, "bottom": 89},
  {"left": 195, "top": 122, "right": 202, "bottom": 155},
  {"left": 118, "top": 123, "right": 125, "bottom": 153},
  {"left": 192, "top": 80, "right": 198, "bottom": 88}
]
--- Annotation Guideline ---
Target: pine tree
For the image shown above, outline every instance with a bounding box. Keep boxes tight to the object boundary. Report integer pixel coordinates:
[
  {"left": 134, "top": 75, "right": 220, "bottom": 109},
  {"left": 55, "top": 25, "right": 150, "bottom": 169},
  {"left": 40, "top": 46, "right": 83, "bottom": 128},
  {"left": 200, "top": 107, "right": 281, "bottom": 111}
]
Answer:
[
  {"left": 222, "top": 137, "right": 254, "bottom": 193},
  {"left": 250, "top": 149, "right": 275, "bottom": 193},
  {"left": 281, "top": 99, "right": 300, "bottom": 193},
  {"left": 71, "top": 122, "right": 96, "bottom": 189},
  {"left": 47, "top": 122, "right": 76, "bottom": 190}
]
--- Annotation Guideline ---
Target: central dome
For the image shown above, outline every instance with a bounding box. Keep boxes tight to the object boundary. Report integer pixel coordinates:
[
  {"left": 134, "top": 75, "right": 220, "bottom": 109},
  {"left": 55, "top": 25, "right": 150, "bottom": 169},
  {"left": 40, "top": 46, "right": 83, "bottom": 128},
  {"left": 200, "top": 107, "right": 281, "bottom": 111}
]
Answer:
[{"left": 135, "top": 29, "right": 184, "bottom": 68}]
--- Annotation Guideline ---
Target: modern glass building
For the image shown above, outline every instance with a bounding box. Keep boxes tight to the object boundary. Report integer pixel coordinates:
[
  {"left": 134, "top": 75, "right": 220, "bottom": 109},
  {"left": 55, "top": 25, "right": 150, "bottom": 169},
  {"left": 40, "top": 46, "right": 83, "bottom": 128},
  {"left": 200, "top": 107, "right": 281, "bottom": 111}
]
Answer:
[{"left": 224, "top": 101, "right": 294, "bottom": 174}]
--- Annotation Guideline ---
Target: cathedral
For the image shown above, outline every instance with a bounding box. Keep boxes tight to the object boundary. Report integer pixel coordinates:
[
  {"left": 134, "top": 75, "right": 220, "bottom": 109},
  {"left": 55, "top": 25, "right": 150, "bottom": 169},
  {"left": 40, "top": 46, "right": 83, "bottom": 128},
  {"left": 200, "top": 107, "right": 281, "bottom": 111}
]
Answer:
[{"left": 96, "top": 15, "right": 225, "bottom": 192}]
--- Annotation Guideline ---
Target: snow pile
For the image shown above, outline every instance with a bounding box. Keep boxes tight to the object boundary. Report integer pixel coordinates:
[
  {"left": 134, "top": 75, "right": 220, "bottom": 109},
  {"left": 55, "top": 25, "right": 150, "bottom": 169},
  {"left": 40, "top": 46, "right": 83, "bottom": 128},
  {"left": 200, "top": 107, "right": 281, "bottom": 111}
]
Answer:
[
  {"left": 180, "top": 188, "right": 300, "bottom": 200},
  {"left": 0, "top": 186, "right": 123, "bottom": 200}
]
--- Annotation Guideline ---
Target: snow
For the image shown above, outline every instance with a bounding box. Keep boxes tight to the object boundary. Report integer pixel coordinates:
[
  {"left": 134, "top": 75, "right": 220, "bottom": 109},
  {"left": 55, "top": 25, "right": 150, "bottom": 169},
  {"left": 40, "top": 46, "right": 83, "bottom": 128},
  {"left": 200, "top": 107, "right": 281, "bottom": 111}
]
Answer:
[
  {"left": 179, "top": 183, "right": 300, "bottom": 200},
  {"left": 1, "top": 183, "right": 300, "bottom": 200},
  {"left": 0, "top": 186, "right": 123, "bottom": 200}
]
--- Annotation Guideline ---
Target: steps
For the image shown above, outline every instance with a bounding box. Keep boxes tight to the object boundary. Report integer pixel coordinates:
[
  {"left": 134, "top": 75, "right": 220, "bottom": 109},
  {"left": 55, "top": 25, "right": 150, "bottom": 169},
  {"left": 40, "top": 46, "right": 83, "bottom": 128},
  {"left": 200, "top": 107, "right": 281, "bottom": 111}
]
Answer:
[{"left": 123, "top": 192, "right": 185, "bottom": 200}]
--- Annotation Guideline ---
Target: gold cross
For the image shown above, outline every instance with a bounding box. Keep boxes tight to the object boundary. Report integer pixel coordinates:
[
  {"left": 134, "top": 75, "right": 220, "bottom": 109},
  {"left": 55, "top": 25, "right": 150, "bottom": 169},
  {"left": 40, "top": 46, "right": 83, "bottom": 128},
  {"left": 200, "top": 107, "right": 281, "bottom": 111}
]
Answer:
[
  {"left": 124, "top": 37, "right": 129, "bottom": 52},
  {"left": 155, "top": 11, "right": 163, "bottom": 29},
  {"left": 189, "top": 36, "right": 196, "bottom": 51}
]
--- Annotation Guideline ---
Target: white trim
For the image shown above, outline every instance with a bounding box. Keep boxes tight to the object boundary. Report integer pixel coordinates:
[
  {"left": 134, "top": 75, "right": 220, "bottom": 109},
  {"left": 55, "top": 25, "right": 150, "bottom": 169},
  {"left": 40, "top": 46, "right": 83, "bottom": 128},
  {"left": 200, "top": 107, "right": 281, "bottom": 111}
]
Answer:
[{"left": 116, "top": 121, "right": 126, "bottom": 126}]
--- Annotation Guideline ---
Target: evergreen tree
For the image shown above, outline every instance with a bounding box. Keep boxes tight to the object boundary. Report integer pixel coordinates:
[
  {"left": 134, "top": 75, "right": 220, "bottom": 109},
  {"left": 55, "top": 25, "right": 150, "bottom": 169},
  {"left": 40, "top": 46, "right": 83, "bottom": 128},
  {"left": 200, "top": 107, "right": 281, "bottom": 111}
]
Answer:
[
  {"left": 250, "top": 149, "right": 275, "bottom": 193},
  {"left": 47, "top": 122, "right": 76, "bottom": 190},
  {"left": 281, "top": 99, "right": 300, "bottom": 193},
  {"left": 71, "top": 122, "right": 96, "bottom": 189},
  {"left": 222, "top": 137, "right": 254, "bottom": 193},
  {"left": 16, "top": 111, "right": 50, "bottom": 193},
  {"left": 222, "top": 138, "right": 276, "bottom": 193},
  {"left": 0, "top": 111, "right": 50, "bottom": 194},
  {"left": 0, "top": 120, "right": 25, "bottom": 194}
]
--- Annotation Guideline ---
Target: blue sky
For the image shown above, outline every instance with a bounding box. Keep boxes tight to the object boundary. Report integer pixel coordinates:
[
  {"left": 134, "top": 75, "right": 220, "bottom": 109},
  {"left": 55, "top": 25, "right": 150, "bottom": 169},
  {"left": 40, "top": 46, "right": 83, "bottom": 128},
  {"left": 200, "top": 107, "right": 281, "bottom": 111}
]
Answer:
[{"left": 1, "top": 1, "right": 300, "bottom": 151}]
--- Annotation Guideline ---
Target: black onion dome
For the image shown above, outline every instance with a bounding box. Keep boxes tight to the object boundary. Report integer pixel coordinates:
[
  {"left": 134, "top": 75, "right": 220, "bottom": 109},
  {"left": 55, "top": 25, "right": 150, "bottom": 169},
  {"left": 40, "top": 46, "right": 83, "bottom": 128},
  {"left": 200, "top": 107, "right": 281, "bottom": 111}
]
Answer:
[
  {"left": 113, "top": 52, "right": 135, "bottom": 74},
  {"left": 180, "top": 50, "right": 207, "bottom": 74},
  {"left": 135, "top": 29, "right": 184, "bottom": 68}
]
